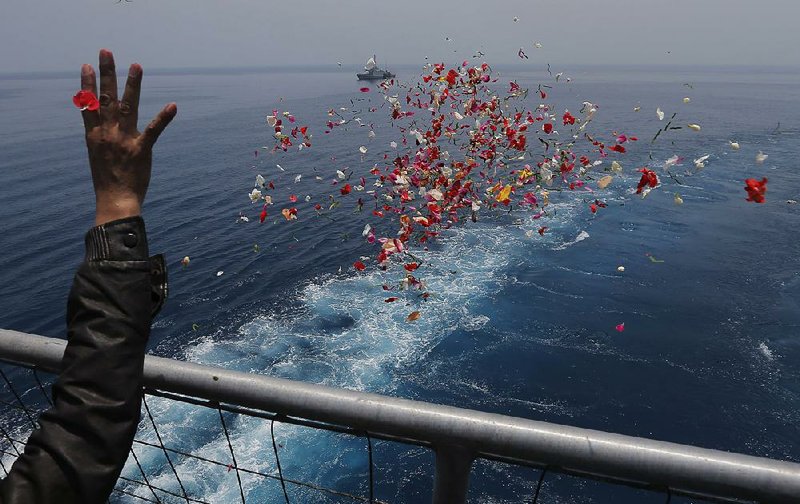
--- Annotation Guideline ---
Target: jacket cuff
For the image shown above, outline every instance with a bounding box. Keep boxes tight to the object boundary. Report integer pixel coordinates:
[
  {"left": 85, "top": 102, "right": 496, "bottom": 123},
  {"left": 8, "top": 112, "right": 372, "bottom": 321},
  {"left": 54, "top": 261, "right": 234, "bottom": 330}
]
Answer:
[{"left": 85, "top": 216, "right": 149, "bottom": 261}]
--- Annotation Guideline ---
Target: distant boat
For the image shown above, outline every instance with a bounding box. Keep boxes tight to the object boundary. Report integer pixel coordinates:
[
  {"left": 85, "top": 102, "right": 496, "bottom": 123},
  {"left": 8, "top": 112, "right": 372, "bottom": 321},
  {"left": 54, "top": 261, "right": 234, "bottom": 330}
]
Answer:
[{"left": 357, "top": 55, "right": 395, "bottom": 80}]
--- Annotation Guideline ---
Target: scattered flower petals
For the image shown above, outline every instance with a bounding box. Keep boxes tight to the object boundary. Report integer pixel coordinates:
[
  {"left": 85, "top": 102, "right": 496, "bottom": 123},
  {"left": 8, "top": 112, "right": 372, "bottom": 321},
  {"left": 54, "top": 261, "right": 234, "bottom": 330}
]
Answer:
[
  {"left": 181, "top": 256, "right": 190, "bottom": 267},
  {"left": 755, "top": 151, "right": 768, "bottom": 165},
  {"left": 656, "top": 107, "right": 665, "bottom": 121},
  {"left": 636, "top": 168, "right": 659, "bottom": 194},
  {"left": 615, "top": 323, "right": 625, "bottom": 332},
  {"left": 597, "top": 176, "right": 613, "bottom": 189},
  {"left": 354, "top": 260, "right": 367, "bottom": 271},
  {"left": 72, "top": 90, "right": 100, "bottom": 111},
  {"left": 694, "top": 155, "right": 710, "bottom": 170},
  {"left": 744, "top": 178, "right": 768, "bottom": 203},
  {"left": 216, "top": 271, "right": 224, "bottom": 277},
  {"left": 674, "top": 193, "right": 684, "bottom": 205},
  {"left": 359, "top": 87, "right": 370, "bottom": 93},
  {"left": 664, "top": 155, "right": 682, "bottom": 169},
  {"left": 687, "top": 123, "right": 701, "bottom": 132},
  {"left": 617, "top": 266, "right": 625, "bottom": 272},
  {"left": 729, "top": 141, "right": 740, "bottom": 151},
  {"left": 407, "top": 310, "right": 421, "bottom": 322}
]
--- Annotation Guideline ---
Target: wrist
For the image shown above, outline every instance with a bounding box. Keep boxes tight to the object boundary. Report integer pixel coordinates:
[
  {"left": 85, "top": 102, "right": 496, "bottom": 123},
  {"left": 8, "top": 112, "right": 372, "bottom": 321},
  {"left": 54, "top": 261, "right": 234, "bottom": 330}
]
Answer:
[{"left": 95, "top": 197, "right": 142, "bottom": 226}]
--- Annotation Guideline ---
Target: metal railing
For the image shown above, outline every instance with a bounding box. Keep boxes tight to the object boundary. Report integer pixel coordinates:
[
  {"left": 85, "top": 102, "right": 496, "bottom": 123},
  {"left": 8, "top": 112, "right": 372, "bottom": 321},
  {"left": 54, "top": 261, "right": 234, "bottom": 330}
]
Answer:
[{"left": 1, "top": 328, "right": 799, "bottom": 503}]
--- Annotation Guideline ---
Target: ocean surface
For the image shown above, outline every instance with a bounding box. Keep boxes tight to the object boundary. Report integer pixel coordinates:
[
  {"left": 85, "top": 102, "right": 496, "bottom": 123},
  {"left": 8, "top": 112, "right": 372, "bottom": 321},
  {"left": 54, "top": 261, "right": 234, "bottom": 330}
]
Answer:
[{"left": 1, "top": 63, "right": 799, "bottom": 503}]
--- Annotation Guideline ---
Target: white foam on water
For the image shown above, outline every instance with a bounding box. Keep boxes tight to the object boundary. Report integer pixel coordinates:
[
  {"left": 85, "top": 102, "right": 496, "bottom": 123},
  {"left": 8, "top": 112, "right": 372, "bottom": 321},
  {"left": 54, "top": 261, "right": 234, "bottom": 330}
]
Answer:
[
  {"left": 119, "top": 189, "right": 604, "bottom": 500},
  {"left": 119, "top": 221, "right": 554, "bottom": 500},
  {"left": 552, "top": 230, "right": 590, "bottom": 251},
  {"left": 758, "top": 342, "right": 776, "bottom": 361}
]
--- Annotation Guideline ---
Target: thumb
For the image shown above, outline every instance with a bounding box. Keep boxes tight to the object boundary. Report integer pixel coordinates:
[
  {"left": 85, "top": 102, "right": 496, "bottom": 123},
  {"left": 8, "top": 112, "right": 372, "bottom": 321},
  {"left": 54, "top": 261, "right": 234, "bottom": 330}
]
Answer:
[{"left": 141, "top": 103, "right": 177, "bottom": 148}]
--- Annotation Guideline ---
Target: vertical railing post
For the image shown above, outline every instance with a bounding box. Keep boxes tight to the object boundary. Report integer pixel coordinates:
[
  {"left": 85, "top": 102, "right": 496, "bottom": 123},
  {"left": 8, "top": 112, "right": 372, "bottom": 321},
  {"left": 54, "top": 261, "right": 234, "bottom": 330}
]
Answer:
[{"left": 432, "top": 444, "right": 474, "bottom": 504}]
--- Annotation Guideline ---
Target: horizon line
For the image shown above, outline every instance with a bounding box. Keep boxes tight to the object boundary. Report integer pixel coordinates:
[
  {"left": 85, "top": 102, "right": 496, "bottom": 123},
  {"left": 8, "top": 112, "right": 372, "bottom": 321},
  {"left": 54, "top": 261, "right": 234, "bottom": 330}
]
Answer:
[{"left": 2, "top": 61, "right": 799, "bottom": 79}]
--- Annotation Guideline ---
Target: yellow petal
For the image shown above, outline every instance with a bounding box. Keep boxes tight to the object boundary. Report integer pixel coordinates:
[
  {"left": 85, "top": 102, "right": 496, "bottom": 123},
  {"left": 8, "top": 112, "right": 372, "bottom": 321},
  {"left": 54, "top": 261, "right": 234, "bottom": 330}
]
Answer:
[
  {"left": 497, "top": 184, "right": 513, "bottom": 202},
  {"left": 597, "top": 175, "right": 613, "bottom": 189}
]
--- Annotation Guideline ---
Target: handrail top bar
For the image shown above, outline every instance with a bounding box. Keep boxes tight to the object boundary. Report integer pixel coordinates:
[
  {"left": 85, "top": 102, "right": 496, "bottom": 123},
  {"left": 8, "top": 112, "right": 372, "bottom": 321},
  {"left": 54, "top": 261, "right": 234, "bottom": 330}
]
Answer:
[{"left": 1, "top": 328, "right": 799, "bottom": 503}]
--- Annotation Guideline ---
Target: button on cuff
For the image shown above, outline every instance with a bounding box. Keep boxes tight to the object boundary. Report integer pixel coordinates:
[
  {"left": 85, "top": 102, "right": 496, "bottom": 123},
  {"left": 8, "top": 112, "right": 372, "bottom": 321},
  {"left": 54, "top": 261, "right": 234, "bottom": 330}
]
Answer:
[{"left": 85, "top": 217, "right": 149, "bottom": 261}]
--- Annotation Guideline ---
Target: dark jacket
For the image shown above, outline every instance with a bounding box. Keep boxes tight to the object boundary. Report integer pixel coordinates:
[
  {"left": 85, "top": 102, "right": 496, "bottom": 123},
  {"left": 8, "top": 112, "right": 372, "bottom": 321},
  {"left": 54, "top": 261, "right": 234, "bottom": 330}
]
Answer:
[{"left": 0, "top": 217, "right": 167, "bottom": 504}]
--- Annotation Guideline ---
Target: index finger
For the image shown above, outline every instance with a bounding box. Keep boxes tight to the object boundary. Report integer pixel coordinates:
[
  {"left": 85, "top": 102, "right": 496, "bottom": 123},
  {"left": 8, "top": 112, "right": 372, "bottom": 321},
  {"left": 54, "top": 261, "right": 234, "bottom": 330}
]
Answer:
[{"left": 80, "top": 64, "right": 100, "bottom": 132}]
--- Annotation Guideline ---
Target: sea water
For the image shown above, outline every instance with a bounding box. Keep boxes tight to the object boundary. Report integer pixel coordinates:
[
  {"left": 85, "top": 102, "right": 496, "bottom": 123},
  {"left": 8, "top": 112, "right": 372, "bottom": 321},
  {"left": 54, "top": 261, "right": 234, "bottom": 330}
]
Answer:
[{"left": 0, "top": 64, "right": 799, "bottom": 503}]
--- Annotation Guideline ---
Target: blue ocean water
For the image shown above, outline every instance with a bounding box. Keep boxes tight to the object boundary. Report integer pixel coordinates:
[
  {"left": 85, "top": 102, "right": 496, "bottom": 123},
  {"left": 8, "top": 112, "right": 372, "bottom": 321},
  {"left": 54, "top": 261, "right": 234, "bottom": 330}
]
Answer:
[{"left": 1, "top": 64, "right": 799, "bottom": 503}]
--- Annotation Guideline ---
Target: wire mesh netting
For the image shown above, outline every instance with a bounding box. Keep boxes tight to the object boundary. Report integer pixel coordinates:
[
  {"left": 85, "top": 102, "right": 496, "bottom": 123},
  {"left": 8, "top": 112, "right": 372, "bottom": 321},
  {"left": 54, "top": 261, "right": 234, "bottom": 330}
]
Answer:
[{"left": 0, "top": 362, "right": 741, "bottom": 503}]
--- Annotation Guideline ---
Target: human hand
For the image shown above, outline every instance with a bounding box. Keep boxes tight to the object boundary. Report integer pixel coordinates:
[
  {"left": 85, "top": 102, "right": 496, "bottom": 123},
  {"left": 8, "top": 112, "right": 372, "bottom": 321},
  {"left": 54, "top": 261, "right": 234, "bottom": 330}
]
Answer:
[{"left": 79, "top": 49, "right": 177, "bottom": 226}]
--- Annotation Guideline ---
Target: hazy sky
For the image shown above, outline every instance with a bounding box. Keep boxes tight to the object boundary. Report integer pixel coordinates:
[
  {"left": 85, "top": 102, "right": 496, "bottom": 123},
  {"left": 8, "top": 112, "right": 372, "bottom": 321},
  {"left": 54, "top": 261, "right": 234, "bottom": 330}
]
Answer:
[{"left": 2, "top": 0, "right": 798, "bottom": 73}]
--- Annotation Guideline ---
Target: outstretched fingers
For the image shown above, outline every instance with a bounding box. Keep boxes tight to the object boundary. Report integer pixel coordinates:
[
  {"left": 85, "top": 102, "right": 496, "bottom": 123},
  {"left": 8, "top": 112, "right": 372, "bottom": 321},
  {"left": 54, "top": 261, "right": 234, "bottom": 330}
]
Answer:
[
  {"left": 80, "top": 64, "right": 100, "bottom": 132},
  {"left": 141, "top": 103, "right": 177, "bottom": 148},
  {"left": 119, "top": 63, "right": 142, "bottom": 132}
]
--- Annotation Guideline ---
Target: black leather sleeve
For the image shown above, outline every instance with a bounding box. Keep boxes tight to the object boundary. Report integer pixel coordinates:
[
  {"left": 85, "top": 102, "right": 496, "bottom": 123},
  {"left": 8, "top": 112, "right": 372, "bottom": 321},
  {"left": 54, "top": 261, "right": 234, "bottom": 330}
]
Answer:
[{"left": 0, "top": 216, "right": 167, "bottom": 504}]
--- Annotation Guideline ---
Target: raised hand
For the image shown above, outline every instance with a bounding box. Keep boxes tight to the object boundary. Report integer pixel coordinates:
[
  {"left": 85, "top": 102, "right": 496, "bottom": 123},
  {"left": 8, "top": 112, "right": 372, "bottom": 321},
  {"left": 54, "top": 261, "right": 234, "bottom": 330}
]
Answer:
[{"left": 79, "top": 49, "right": 177, "bottom": 226}]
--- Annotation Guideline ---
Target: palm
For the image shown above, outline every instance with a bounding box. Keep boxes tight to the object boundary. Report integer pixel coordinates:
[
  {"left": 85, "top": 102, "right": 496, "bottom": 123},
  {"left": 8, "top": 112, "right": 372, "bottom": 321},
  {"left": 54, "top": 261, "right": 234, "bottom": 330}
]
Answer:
[{"left": 79, "top": 49, "right": 176, "bottom": 225}]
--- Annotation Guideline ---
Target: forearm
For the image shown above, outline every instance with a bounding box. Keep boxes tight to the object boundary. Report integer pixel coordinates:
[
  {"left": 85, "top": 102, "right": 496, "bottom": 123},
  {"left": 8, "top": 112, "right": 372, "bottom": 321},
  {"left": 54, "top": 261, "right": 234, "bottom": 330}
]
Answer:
[{"left": 1, "top": 218, "right": 159, "bottom": 504}]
